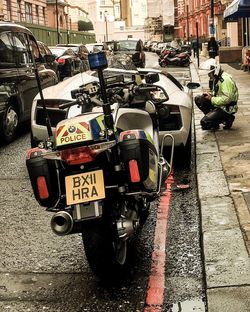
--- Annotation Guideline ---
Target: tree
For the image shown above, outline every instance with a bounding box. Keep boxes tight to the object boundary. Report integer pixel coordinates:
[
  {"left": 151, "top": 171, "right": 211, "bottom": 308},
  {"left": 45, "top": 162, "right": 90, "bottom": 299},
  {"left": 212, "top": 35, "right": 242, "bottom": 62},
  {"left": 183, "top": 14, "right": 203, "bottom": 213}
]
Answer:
[{"left": 78, "top": 20, "right": 94, "bottom": 31}]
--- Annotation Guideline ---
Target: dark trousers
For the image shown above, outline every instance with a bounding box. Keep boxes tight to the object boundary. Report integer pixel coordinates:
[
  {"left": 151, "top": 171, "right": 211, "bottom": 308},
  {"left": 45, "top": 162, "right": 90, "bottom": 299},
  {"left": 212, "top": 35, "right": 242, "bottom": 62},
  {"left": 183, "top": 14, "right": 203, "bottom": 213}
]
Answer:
[{"left": 195, "top": 95, "right": 235, "bottom": 129}]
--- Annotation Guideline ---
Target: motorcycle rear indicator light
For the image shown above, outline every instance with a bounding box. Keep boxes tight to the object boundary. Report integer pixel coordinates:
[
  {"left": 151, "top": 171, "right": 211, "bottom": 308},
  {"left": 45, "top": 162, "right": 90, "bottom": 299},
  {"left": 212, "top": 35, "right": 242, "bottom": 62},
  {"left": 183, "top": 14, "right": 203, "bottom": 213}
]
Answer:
[
  {"left": 37, "top": 176, "right": 49, "bottom": 199},
  {"left": 61, "top": 146, "right": 94, "bottom": 165},
  {"left": 129, "top": 159, "right": 141, "bottom": 183}
]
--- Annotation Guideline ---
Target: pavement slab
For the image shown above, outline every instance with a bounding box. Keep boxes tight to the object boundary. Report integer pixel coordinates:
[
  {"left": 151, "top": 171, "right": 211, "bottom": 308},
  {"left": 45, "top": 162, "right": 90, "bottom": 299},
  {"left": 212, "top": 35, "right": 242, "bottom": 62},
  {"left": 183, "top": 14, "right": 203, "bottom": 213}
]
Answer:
[
  {"left": 190, "top": 56, "right": 250, "bottom": 311},
  {"left": 207, "top": 286, "right": 250, "bottom": 312}
]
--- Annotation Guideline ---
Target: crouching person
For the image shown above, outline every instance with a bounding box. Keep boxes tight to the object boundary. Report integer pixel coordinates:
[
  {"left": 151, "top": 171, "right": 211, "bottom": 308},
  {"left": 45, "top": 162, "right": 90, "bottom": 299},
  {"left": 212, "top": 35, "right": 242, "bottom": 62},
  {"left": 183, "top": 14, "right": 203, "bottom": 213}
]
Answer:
[{"left": 195, "top": 64, "right": 238, "bottom": 130}]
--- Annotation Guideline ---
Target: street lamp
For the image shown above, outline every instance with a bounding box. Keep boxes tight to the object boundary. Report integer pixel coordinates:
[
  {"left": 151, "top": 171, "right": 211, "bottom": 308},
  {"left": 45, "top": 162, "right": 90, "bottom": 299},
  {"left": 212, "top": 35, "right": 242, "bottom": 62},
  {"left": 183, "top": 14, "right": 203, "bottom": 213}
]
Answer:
[
  {"left": 186, "top": 4, "right": 189, "bottom": 44},
  {"left": 55, "top": 0, "right": 60, "bottom": 44},
  {"left": 104, "top": 11, "right": 108, "bottom": 42}
]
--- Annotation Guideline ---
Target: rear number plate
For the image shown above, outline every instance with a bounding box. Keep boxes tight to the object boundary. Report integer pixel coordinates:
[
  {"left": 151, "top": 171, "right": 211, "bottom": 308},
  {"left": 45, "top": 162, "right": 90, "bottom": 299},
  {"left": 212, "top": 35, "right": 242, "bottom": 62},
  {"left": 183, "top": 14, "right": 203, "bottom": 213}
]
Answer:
[{"left": 65, "top": 170, "right": 105, "bottom": 205}]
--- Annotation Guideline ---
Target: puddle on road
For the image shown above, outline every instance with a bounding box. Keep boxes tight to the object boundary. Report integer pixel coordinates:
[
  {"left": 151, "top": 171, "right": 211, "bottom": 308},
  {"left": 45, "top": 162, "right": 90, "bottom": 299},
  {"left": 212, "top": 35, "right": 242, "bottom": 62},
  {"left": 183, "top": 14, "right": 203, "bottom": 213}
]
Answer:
[{"left": 170, "top": 298, "right": 206, "bottom": 311}]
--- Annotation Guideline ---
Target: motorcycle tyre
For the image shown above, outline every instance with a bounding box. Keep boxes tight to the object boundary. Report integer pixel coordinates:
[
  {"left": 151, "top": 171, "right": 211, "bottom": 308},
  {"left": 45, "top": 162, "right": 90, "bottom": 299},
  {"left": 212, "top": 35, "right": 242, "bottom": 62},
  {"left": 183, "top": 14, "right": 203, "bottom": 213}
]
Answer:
[
  {"left": 82, "top": 219, "right": 132, "bottom": 281},
  {"left": 159, "top": 61, "right": 167, "bottom": 67},
  {"left": 183, "top": 59, "right": 191, "bottom": 67}
]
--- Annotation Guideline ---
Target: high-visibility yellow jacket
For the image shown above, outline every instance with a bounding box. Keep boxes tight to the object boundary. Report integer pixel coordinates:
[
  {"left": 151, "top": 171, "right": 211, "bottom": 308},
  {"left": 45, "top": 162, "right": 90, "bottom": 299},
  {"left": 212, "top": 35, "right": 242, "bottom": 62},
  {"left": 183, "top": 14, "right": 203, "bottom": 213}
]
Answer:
[{"left": 211, "top": 72, "right": 238, "bottom": 114}]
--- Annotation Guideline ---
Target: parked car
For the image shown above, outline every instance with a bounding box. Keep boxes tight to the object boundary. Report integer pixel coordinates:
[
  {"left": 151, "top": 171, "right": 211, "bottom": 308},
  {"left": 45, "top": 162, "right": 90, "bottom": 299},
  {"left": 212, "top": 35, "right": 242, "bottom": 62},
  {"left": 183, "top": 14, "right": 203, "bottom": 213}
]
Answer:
[
  {"left": 109, "top": 39, "right": 146, "bottom": 68},
  {"left": 56, "top": 43, "right": 89, "bottom": 71},
  {"left": 30, "top": 67, "right": 197, "bottom": 164},
  {"left": 0, "top": 22, "right": 58, "bottom": 144},
  {"left": 85, "top": 43, "right": 106, "bottom": 53},
  {"left": 49, "top": 46, "right": 83, "bottom": 80},
  {"left": 37, "top": 41, "right": 59, "bottom": 78}
]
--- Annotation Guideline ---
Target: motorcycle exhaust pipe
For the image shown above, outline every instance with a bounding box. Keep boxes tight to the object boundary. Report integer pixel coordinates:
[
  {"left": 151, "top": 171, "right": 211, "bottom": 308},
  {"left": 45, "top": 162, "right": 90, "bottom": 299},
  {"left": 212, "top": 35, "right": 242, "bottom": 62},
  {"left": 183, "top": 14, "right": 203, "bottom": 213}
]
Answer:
[{"left": 51, "top": 211, "right": 74, "bottom": 236}]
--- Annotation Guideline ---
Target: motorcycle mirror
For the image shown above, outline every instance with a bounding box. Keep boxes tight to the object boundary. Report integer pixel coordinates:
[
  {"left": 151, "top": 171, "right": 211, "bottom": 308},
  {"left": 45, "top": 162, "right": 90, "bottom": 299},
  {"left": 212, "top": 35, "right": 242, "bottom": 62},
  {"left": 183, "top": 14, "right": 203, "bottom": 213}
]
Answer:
[
  {"left": 186, "top": 82, "right": 200, "bottom": 89},
  {"left": 145, "top": 72, "right": 160, "bottom": 84}
]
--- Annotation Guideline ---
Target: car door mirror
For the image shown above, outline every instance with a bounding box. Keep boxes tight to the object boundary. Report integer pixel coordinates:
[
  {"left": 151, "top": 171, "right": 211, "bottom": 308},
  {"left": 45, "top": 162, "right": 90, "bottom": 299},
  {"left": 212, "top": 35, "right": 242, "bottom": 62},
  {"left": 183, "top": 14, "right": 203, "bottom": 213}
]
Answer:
[
  {"left": 186, "top": 82, "right": 200, "bottom": 89},
  {"left": 145, "top": 72, "right": 160, "bottom": 83}
]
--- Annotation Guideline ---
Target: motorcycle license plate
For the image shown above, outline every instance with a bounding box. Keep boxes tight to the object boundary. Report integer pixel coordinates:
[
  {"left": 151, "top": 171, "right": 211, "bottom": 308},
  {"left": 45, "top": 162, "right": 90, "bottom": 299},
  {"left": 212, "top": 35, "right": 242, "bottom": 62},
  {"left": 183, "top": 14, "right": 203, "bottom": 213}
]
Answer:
[{"left": 65, "top": 170, "right": 105, "bottom": 205}]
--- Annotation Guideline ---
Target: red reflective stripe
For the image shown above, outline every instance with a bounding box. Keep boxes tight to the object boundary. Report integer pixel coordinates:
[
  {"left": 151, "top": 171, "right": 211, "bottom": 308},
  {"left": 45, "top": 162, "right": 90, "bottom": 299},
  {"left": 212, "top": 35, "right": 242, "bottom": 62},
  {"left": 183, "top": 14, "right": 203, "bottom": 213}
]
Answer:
[
  {"left": 37, "top": 176, "right": 49, "bottom": 199},
  {"left": 144, "top": 175, "right": 174, "bottom": 311},
  {"left": 129, "top": 159, "right": 140, "bottom": 182}
]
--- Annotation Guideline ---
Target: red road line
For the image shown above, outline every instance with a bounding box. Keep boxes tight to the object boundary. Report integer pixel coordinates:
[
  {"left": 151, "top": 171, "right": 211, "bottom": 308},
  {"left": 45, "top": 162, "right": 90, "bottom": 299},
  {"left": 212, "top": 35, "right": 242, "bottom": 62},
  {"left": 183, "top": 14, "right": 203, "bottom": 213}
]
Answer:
[{"left": 144, "top": 175, "right": 174, "bottom": 312}]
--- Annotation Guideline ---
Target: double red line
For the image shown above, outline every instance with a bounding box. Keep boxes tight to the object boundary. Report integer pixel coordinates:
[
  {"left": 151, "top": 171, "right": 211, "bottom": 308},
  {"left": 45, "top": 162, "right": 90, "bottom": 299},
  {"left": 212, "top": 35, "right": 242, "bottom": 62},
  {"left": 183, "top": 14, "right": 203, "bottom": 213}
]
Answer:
[{"left": 144, "top": 175, "right": 174, "bottom": 312}]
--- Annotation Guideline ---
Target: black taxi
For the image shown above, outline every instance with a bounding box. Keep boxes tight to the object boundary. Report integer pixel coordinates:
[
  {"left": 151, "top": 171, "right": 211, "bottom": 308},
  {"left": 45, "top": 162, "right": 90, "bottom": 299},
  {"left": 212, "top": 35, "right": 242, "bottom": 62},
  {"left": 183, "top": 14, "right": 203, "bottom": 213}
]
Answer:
[{"left": 0, "top": 22, "right": 58, "bottom": 144}]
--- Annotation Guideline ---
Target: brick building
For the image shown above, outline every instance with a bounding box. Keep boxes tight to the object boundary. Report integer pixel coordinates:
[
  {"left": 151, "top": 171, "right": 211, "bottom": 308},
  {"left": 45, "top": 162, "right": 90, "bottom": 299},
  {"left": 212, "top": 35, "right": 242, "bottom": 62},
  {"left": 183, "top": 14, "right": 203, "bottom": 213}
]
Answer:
[
  {"left": 0, "top": 0, "right": 47, "bottom": 25},
  {"left": 176, "top": 0, "right": 228, "bottom": 43}
]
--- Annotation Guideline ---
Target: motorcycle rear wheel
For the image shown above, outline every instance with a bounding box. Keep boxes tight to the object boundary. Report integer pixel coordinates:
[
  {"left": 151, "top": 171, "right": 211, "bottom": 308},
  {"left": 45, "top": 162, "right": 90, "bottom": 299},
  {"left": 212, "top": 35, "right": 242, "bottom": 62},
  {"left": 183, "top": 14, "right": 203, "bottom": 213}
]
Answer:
[{"left": 82, "top": 219, "right": 131, "bottom": 281}]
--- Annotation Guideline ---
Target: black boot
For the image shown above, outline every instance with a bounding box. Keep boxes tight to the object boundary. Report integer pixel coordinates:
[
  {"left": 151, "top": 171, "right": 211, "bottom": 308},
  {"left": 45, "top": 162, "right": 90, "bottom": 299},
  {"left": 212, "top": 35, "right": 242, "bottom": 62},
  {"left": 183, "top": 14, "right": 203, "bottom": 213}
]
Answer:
[{"left": 223, "top": 115, "right": 235, "bottom": 129}]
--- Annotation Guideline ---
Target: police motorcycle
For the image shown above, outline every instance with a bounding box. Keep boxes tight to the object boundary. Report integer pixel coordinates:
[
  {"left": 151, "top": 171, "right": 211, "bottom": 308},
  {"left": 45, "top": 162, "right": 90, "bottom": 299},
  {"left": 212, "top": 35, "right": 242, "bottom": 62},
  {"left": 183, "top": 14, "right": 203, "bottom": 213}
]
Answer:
[{"left": 26, "top": 51, "right": 174, "bottom": 280}]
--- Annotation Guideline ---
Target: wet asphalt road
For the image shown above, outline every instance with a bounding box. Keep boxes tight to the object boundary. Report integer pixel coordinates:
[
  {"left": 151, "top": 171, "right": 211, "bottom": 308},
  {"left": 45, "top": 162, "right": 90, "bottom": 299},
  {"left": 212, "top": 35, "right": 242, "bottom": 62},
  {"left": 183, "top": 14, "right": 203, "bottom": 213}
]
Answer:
[
  {"left": 0, "top": 134, "right": 205, "bottom": 311},
  {"left": 0, "top": 53, "right": 206, "bottom": 312}
]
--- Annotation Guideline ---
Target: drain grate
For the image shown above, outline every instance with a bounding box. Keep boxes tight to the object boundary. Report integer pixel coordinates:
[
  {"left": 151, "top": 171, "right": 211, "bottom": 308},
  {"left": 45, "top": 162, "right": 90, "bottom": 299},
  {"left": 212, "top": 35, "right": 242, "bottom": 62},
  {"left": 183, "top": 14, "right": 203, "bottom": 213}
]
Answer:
[{"left": 234, "top": 151, "right": 250, "bottom": 160}]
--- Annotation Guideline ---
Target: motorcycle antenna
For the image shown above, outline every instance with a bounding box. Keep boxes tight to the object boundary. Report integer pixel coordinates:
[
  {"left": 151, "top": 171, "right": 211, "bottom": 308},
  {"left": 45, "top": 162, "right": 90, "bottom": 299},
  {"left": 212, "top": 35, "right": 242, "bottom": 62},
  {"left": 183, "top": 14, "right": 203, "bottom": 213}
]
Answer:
[
  {"left": 88, "top": 51, "right": 115, "bottom": 140},
  {"left": 27, "top": 37, "right": 53, "bottom": 139}
]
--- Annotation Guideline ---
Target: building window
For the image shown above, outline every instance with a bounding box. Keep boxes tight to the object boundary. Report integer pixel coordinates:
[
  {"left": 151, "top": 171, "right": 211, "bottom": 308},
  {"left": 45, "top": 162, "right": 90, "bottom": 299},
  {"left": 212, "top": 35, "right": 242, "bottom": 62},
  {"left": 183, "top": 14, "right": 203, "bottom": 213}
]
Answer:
[
  {"left": 6, "top": 0, "right": 12, "bottom": 21},
  {"left": 114, "top": 4, "right": 120, "bottom": 16},
  {"left": 100, "top": 0, "right": 105, "bottom": 5},
  {"left": 25, "top": 2, "right": 33, "bottom": 24},
  {"left": 42, "top": 7, "right": 46, "bottom": 25},
  {"left": 36, "top": 5, "right": 39, "bottom": 24},
  {"left": 100, "top": 11, "right": 103, "bottom": 19},
  {"left": 0, "top": 32, "right": 15, "bottom": 64},
  {"left": 17, "top": 0, "right": 22, "bottom": 22}
]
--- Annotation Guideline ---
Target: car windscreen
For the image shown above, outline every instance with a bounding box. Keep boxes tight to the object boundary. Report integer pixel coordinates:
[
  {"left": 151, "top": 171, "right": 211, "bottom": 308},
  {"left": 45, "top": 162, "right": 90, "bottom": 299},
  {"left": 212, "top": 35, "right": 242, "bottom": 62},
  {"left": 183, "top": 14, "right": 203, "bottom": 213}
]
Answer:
[
  {"left": 117, "top": 40, "right": 137, "bottom": 51},
  {"left": 68, "top": 46, "right": 78, "bottom": 53},
  {"left": 49, "top": 47, "right": 70, "bottom": 57}
]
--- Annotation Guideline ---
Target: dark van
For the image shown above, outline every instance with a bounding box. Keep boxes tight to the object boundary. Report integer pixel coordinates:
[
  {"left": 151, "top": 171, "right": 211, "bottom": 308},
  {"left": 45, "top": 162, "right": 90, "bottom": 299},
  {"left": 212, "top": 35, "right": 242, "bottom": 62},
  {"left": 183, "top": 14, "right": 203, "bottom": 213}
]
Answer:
[{"left": 0, "top": 22, "right": 58, "bottom": 144}]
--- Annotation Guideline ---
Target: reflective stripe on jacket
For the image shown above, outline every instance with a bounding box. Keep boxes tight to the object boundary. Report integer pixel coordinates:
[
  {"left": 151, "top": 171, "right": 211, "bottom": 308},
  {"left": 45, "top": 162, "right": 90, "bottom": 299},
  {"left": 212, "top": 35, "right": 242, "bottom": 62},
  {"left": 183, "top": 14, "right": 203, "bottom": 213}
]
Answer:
[{"left": 211, "top": 72, "right": 238, "bottom": 114}]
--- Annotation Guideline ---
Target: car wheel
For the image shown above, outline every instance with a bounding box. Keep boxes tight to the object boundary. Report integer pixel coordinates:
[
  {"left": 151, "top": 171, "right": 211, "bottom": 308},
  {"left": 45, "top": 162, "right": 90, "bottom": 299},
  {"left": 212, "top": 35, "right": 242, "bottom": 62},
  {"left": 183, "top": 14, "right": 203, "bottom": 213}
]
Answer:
[
  {"left": 182, "top": 130, "right": 192, "bottom": 167},
  {"left": 0, "top": 103, "right": 19, "bottom": 144},
  {"left": 30, "top": 131, "right": 39, "bottom": 148},
  {"left": 69, "top": 64, "right": 74, "bottom": 77},
  {"left": 56, "top": 69, "right": 61, "bottom": 80},
  {"left": 174, "top": 130, "right": 192, "bottom": 169}
]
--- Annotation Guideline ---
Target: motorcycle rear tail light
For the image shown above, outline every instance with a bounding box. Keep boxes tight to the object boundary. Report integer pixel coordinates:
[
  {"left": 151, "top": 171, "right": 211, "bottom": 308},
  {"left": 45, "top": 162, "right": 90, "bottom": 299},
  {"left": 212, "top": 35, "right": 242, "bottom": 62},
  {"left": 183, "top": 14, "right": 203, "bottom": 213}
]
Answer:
[
  {"left": 37, "top": 176, "right": 49, "bottom": 199},
  {"left": 57, "top": 58, "right": 65, "bottom": 65},
  {"left": 61, "top": 146, "right": 94, "bottom": 165},
  {"left": 129, "top": 159, "right": 141, "bottom": 183}
]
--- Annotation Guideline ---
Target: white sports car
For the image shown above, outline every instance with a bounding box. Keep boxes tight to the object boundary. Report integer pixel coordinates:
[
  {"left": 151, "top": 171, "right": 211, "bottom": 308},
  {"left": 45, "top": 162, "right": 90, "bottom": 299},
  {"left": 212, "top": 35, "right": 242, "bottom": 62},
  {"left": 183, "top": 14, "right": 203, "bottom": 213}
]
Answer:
[{"left": 31, "top": 68, "right": 198, "bottom": 165}]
